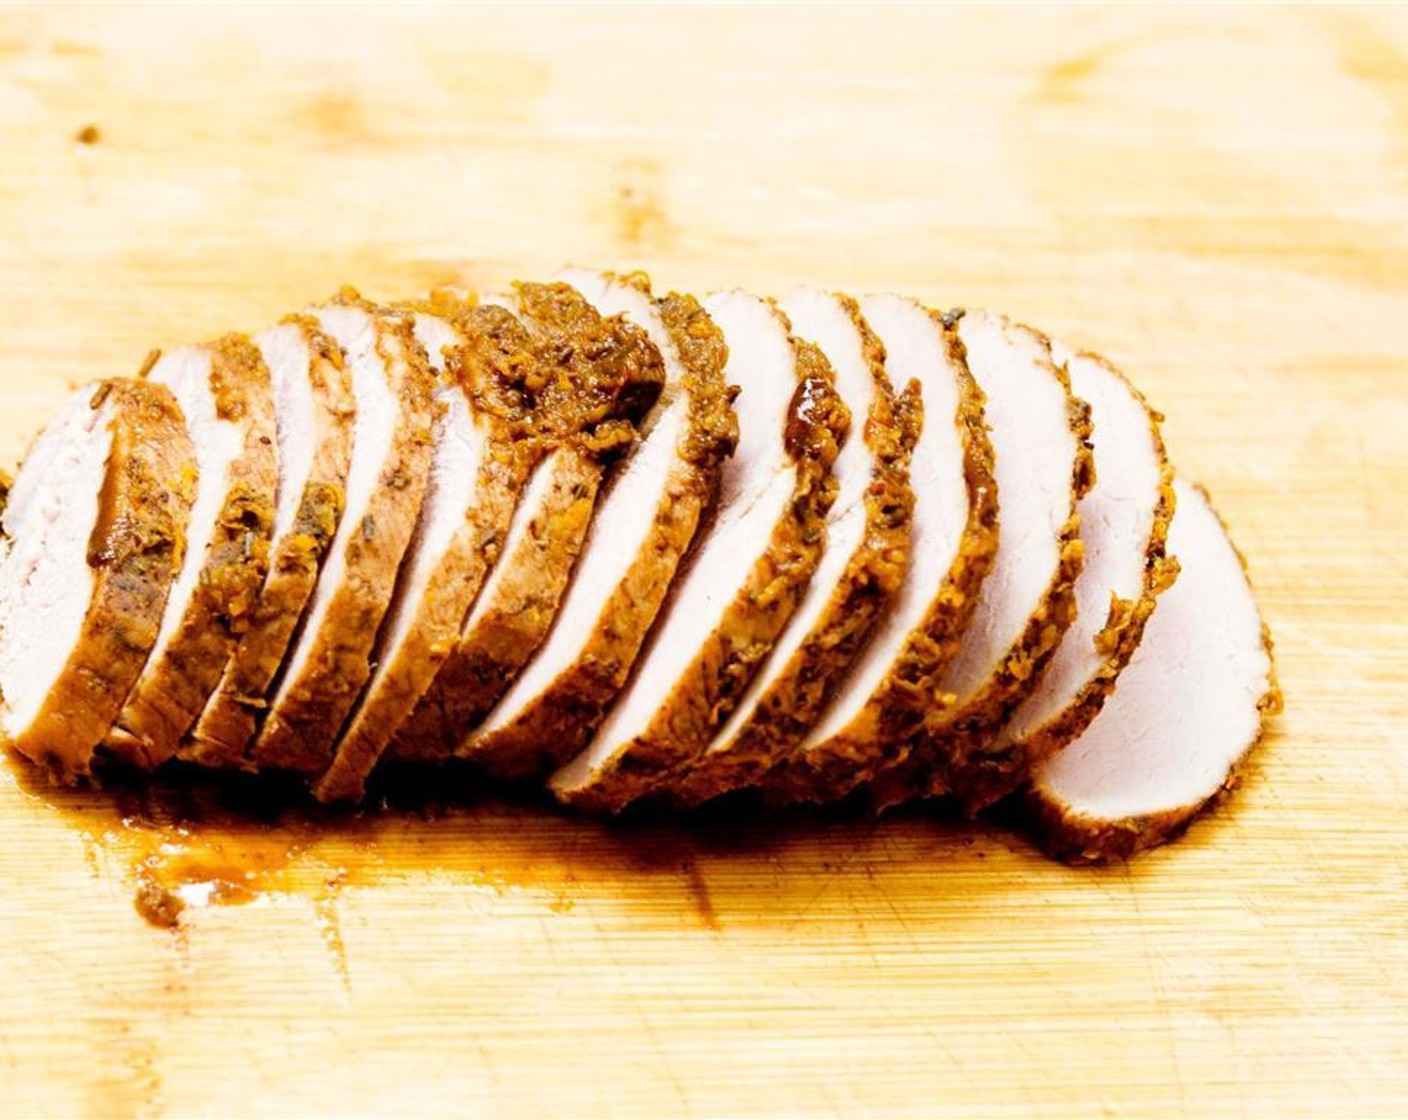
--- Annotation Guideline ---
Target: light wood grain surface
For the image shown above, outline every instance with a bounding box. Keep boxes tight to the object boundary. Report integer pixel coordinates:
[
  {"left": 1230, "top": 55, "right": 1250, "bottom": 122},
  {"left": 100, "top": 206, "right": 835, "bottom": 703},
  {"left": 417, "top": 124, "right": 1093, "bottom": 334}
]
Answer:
[{"left": 2, "top": 6, "right": 1407, "bottom": 1117}]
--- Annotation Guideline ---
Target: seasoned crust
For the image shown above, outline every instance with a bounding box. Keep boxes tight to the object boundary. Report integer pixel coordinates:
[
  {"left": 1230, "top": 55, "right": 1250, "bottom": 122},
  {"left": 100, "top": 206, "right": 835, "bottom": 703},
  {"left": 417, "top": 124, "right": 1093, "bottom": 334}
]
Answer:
[
  {"left": 253, "top": 295, "right": 438, "bottom": 774},
  {"left": 768, "top": 311, "right": 1000, "bottom": 804},
  {"left": 388, "top": 282, "right": 670, "bottom": 767},
  {"left": 549, "top": 320, "right": 850, "bottom": 809},
  {"left": 473, "top": 285, "right": 739, "bottom": 783},
  {"left": 14, "top": 380, "right": 196, "bottom": 781},
  {"left": 653, "top": 293, "right": 920, "bottom": 810},
  {"left": 950, "top": 349, "right": 1178, "bottom": 814},
  {"left": 106, "top": 334, "right": 278, "bottom": 770},
  {"left": 1019, "top": 483, "right": 1283, "bottom": 863},
  {"left": 189, "top": 316, "right": 355, "bottom": 770}
]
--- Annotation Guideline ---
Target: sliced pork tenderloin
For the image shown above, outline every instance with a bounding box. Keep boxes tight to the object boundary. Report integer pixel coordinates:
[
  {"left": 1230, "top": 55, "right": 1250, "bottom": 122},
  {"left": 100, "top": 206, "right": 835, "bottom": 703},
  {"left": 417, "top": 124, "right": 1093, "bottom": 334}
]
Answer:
[
  {"left": 1020, "top": 476, "right": 1281, "bottom": 862},
  {"left": 869, "top": 311, "right": 1092, "bottom": 811},
  {"left": 633, "top": 289, "right": 918, "bottom": 812},
  {"left": 1, "top": 380, "right": 195, "bottom": 781},
  {"left": 387, "top": 281, "right": 668, "bottom": 769},
  {"left": 546, "top": 291, "right": 848, "bottom": 810},
  {"left": 466, "top": 270, "right": 738, "bottom": 784},
  {"left": 252, "top": 293, "right": 438, "bottom": 775},
  {"left": 104, "top": 336, "right": 278, "bottom": 770},
  {"left": 951, "top": 344, "right": 1177, "bottom": 813},
  {"left": 315, "top": 298, "right": 586, "bottom": 802},
  {"left": 187, "top": 316, "right": 355, "bottom": 769},
  {"left": 767, "top": 295, "right": 998, "bottom": 805}
]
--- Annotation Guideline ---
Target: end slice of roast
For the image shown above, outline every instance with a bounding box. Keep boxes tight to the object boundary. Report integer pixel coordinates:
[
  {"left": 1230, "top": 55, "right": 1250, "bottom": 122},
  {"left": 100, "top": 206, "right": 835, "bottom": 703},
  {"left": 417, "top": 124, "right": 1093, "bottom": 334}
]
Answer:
[
  {"left": 252, "top": 294, "right": 437, "bottom": 775},
  {"left": 187, "top": 316, "right": 356, "bottom": 769},
  {"left": 467, "top": 269, "right": 738, "bottom": 783},
  {"left": 952, "top": 343, "right": 1177, "bottom": 813},
  {"left": 387, "top": 280, "right": 669, "bottom": 769},
  {"left": 0, "top": 380, "right": 195, "bottom": 780},
  {"left": 1020, "top": 476, "right": 1282, "bottom": 862},
  {"left": 868, "top": 311, "right": 1092, "bottom": 811},
  {"left": 105, "top": 336, "right": 278, "bottom": 770},
  {"left": 547, "top": 290, "right": 848, "bottom": 811},
  {"left": 651, "top": 288, "right": 918, "bottom": 810},
  {"left": 766, "top": 294, "right": 998, "bottom": 804}
]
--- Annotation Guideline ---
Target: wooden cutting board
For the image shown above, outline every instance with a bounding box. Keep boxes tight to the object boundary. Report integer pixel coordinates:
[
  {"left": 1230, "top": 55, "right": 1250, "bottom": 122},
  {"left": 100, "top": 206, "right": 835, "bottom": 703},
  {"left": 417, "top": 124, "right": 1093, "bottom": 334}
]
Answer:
[{"left": 2, "top": 7, "right": 1406, "bottom": 1117}]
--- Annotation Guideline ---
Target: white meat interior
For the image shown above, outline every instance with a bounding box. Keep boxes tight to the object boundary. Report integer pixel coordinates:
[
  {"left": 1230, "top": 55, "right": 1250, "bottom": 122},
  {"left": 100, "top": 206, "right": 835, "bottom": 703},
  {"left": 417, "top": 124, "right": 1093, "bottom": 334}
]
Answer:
[
  {"left": 576, "top": 290, "right": 801, "bottom": 761},
  {"left": 999, "top": 346, "right": 1164, "bottom": 747},
  {"left": 935, "top": 313, "right": 1075, "bottom": 704},
  {"left": 0, "top": 389, "right": 113, "bottom": 735},
  {"left": 270, "top": 305, "right": 396, "bottom": 706},
  {"left": 477, "top": 270, "right": 687, "bottom": 737},
  {"left": 802, "top": 294, "right": 970, "bottom": 747},
  {"left": 1034, "top": 478, "right": 1272, "bottom": 820},
  {"left": 707, "top": 287, "right": 880, "bottom": 753},
  {"left": 260, "top": 323, "right": 316, "bottom": 548}
]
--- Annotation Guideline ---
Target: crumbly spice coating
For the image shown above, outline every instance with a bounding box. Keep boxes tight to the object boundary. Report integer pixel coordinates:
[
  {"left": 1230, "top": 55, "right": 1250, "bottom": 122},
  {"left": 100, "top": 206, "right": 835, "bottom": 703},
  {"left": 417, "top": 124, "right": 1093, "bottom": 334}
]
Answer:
[
  {"left": 189, "top": 316, "right": 355, "bottom": 769},
  {"left": 11, "top": 380, "right": 196, "bottom": 781},
  {"left": 551, "top": 327, "right": 850, "bottom": 810},
  {"left": 768, "top": 313, "right": 1000, "bottom": 804},
  {"left": 640, "top": 293, "right": 919, "bottom": 812},
  {"left": 387, "top": 282, "right": 672, "bottom": 768},
  {"left": 950, "top": 350, "right": 1178, "bottom": 814},
  {"left": 106, "top": 334, "right": 278, "bottom": 770},
  {"left": 253, "top": 296, "right": 438, "bottom": 774},
  {"left": 1020, "top": 484, "right": 1283, "bottom": 863},
  {"left": 469, "top": 286, "right": 739, "bottom": 784}
]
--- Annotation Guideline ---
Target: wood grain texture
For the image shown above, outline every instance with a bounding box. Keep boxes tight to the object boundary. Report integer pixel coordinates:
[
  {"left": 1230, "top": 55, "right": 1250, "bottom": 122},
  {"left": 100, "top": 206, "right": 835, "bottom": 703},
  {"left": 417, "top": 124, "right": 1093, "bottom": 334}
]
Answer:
[{"left": 2, "top": 6, "right": 1406, "bottom": 1117}]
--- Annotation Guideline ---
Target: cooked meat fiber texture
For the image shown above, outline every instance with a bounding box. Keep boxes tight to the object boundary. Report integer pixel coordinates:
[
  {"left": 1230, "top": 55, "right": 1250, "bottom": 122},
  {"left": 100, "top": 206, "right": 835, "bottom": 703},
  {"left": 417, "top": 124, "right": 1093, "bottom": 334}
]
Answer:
[
  {"left": 653, "top": 288, "right": 917, "bottom": 811},
  {"left": 106, "top": 336, "right": 278, "bottom": 771},
  {"left": 548, "top": 290, "right": 847, "bottom": 809},
  {"left": 0, "top": 380, "right": 194, "bottom": 780},
  {"left": 767, "top": 294, "right": 998, "bottom": 805},
  {"left": 0, "top": 270, "right": 1280, "bottom": 864},
  {"left": 469, "top": 270, "right": 736, "bottom": 785},
  {"left": 954, "top": 343, "right": 1176, "bottom": 813},
  {"left": 386, "top": 281, "right": 668, "bottom": 773},
  {"left": 252, "top": 298, "right": 437, "bottom": 775},
  {"left": 868, "top": 311, "right": 1091, "bottom": 811},
  {"left": 189, "top": 317, "right": 355, "bottom": 769},
  {"left": 1023, "top": 477, "right": 1281, "bottom": 863}
]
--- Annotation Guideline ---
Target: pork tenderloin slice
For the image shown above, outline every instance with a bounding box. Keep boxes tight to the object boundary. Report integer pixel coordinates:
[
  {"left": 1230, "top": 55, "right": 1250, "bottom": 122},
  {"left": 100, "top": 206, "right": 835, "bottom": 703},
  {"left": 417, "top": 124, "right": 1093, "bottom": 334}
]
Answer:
[
  {"left": 252, "top": 294, "right": 437, "bottom": 775},
  {"left": 547, "top": 291, "right": 848, "bottom": 809},
  {"left": 952, "top": 343, "right": 1177, "bottom": 813},
  {"left": 188, "top": 317, "right": 355, "bottom": 768},
  {"left": 388, "top": 281, "right": 670, "bottom": 767},
  {"left": 767, "top": 295, "right": 998, "bottom": 804},
  {"left": 1, "top": 380, "right": 195, "bottom": 781},
  {"left": 1020, "top": 477, "right": 1282, "bottom": 862},
  {"left": 470, "top": 269, "right": 737, "bottom": 784},
  {"left": 314, "top": 301, "right": 553, "bottom": 802},
  {"left": 647, "top": 288, "right": 919, "bottom": 811},
  {"left": 105, "top": 336, "right": 278, "bottom": 770}
]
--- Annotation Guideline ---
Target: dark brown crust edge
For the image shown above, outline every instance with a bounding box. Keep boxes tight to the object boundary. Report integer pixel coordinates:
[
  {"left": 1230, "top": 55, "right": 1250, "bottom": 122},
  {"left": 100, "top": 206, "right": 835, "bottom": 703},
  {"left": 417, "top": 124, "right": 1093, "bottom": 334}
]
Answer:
[
  {"left": 767, "top": 308, "right": 1000, "bottom": 804},
  {"left": 950, "top": 347, "right": 1179, "bottom": 814},
  {"left": 1018, "top": 481, "right": 1283, "bottom": 864},
  {"left": 10, "top": 380, "right": 195, "bottom": 782},
  {"left": 552, "top": 318, "right": 850, "bottom": 811}
]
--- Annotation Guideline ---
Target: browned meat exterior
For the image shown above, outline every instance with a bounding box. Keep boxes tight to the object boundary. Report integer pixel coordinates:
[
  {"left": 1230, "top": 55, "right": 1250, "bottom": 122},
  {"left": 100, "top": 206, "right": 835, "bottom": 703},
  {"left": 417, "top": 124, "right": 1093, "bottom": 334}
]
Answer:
[
  {"left": 386, "top": 282, "right": 667, "bottom": 767},
  {"left": 0, "top": 380, "right": 195, "bottom": 781},
  {"left": 766, "top": 297, "right": 998, "bottom": 805},
  {"left": 188, "top": 317, "right": 356, "bottom": 769},
  {"left": 867, "top": 312, "right": 1092, "bottom": 813},
  {"left": 547, "top": 291, "right": 848, "bottom": 809},
  {"left": 105, "top": 335, "right": 278, "bottom": 770},
  {"left": 252, "top": 295, "right": 438, "bottom": 774},
  {"left": 467, "top": 272, "right": 738, "bottom": 783},
  {"left": 643, "top": 290, "right": 917, "bottom": 812},
  {"left": 1019, "top": 477, "right": 1282, "bottom": 862}
]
